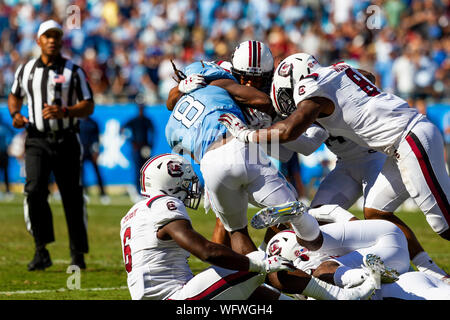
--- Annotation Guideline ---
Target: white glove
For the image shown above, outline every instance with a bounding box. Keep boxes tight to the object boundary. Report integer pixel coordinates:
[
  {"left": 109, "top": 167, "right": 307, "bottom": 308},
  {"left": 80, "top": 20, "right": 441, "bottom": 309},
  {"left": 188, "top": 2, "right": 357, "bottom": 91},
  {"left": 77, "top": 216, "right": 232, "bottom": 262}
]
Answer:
[
  {"left": 248, "top": 255, "right": 296, "bottom": 274},
  {"left": 178, "top": 74, "right": 206, "bottom": 93},
  {"left": 293, "top": 252, "right": 328, "bottom": 275},
  {"left": 246, "top": 108, "right": 272, "bottom": 129},
  {"left": 218, "top": 113, "right": 256, "bottom": 143}
]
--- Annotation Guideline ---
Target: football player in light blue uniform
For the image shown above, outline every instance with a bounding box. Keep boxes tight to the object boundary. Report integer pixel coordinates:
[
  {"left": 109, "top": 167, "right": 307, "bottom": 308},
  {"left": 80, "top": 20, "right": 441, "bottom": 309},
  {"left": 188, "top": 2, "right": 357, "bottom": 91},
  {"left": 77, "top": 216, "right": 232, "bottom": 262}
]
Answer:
[
  {"left": 165, "top": 61, "right": 245, "bottom": 162},
  {"left": 165, "top": 59, "right": 298, "bottom": 255}
]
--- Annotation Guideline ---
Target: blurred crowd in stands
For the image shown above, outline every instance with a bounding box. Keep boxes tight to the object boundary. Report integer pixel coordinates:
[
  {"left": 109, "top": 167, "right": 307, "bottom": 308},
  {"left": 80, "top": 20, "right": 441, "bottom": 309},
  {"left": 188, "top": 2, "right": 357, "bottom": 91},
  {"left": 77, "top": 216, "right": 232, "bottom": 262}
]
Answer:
[{"left": 0, "top": 0, "right": 449, "bottom": 106}]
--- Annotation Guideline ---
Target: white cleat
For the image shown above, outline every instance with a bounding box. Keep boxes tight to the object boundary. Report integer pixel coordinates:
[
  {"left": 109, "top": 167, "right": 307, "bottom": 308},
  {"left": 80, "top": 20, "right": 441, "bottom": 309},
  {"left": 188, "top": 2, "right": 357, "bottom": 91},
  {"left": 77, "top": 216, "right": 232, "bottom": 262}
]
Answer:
[
  {"left": 340, "top": 254, "right": 399, "bottom": 300},
  {"left": 363, "top": 253, "right": 399, "bottom": 285},
  {"left": 250, "top": 201, "right": 308, "bottom": 229}
]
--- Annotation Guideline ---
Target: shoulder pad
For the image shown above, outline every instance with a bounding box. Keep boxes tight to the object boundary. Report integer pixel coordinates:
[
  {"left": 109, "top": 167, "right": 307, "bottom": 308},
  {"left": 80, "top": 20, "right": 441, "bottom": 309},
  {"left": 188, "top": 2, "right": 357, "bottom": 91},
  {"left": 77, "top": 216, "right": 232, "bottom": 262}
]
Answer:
[
  {"left": 304, "top": 73, "right": 319, "bottom": 81},
  {"left": 146, "top": 195, "right": 168, "bottom": 208}
]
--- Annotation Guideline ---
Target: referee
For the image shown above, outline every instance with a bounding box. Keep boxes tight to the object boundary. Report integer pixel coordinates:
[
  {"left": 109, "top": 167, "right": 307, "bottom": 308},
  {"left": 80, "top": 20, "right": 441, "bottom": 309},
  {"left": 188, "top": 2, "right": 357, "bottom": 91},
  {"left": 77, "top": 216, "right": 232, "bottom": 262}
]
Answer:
[{"left": 8, "top": 20, "right": 94, "bottom": 271}]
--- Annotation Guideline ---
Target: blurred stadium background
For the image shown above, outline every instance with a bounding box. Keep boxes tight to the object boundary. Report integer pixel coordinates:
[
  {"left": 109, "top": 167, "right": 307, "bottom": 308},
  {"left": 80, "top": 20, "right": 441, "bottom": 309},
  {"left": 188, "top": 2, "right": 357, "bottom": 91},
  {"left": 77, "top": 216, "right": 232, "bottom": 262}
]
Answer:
[
  {"left": 0, "top": 0, "right": 449, "bottom": 300},
  {"left": 0, "top": 0, "right": 449, "bottom": 203}
]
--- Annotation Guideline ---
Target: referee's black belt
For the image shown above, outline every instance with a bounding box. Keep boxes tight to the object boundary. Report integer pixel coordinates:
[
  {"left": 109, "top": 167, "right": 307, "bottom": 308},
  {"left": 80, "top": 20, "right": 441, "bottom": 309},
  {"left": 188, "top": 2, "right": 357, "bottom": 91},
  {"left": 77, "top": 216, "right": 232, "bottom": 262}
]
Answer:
[{"left": 27, "top": 126, "right": 77, "bottom": 142}]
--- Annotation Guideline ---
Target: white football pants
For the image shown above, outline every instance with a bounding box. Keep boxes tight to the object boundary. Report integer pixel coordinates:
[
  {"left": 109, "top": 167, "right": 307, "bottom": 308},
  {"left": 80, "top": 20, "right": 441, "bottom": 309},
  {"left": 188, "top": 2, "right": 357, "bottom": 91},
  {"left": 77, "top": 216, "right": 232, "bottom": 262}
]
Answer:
[
  {"left": 167, "top": 251, "right": 266, "bottom": 300},
  {"left": 311, "top": 151, "right": 387, "bottom": 209},
  {"left": 372, "top": 271, "right": 450, "bottom": 300},
  {"left": 318, "top": 220, "right": 410, "bottom": 274},
  {"left": 200, "top": 138, "right": 298, "bottom": 231},
  {"left": 366, "top": 118, "right": 450, "bottom": 235}
]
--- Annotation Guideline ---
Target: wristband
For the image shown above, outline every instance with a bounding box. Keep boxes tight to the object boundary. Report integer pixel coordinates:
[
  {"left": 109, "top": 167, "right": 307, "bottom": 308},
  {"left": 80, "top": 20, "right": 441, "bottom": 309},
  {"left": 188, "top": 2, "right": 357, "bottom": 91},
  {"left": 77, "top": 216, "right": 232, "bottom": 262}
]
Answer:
[{"left": 246, "top": 130, "right": 256, "bottom": 143}]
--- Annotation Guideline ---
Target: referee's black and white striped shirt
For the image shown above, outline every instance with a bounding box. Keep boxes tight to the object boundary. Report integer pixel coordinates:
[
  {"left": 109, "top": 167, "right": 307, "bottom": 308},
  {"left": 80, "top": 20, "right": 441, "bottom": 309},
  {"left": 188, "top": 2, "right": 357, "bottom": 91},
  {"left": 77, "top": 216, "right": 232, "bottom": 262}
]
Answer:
[{"left": 10, "top": 55, "right": 93, "bottom": 133}]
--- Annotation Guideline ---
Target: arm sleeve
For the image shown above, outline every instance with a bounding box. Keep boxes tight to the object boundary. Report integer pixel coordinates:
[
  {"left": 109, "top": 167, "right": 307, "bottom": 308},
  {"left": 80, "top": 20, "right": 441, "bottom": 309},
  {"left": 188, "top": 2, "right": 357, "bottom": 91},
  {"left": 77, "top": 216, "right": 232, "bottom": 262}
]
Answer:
[{"left": 282, "top": 124, "right": 329, "bottom": 155}]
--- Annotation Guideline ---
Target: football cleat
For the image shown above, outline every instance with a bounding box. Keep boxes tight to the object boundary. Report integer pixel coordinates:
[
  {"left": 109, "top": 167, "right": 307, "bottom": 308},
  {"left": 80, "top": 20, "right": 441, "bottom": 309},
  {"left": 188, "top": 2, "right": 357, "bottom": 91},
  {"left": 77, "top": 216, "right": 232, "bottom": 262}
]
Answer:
[
  {"left": 363, "top": 254, "right": 399, "bottom": 284},
  {"left": 28, "top": 248, "right": 52, "bottom": 271},
  {"left": 251, "top": 201, "right": 308, "bottom": 229}
]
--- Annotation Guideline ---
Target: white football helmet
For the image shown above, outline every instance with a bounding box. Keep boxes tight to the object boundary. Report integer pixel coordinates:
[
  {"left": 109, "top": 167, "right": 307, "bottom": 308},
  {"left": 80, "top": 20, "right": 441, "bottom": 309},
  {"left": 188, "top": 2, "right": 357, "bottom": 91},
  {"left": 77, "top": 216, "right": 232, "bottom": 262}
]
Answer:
[
  {"left": 231, "top": 40, "right": 274, "bottom": 91},
  {"left": 271, "top": 53, "right": 321, "bottom": 117},
  {"left": 140, "top": 153, "right": 201, "bottom": 209},
  {"left": 216, "top": 60, "right": 232, "bottom": 74},
  {"left": 266, "top": 230, "right": 310, "bottom": 262}
]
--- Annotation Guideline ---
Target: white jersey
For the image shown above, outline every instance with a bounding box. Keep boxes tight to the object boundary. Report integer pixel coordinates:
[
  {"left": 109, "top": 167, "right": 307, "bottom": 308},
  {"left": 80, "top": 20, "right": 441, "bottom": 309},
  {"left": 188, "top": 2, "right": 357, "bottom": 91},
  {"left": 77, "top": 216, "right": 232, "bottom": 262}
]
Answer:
[
  {"left": 293, "top": 63, "right": 423, "bottom": 155},
  {"left": 281, "top": 122, "right": 381, "bottom": 162},
  {"left": 119, "top": 195, "right": 193, "bottom": 300},
  {"left": 325, "top": 135, "right": 379, "bottom": 161}
]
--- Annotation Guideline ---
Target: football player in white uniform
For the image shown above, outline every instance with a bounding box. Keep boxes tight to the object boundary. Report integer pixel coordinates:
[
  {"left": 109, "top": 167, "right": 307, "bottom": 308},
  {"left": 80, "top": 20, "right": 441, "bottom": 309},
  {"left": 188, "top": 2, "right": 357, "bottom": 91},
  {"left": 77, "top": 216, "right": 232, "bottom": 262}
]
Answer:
[
  {"left": 119, "top": 153, "right": 381, "bottom": 300},
  {"left": 253, "top": 201, "right": 410, "bottom": 277},
  {"left": 219, "top": 53, "right": 450, "bottom": 242},
  {"left": 215, "top": 54, "right": 448, "bottom": 281},
  {"left": 266, "top": 229, "right": 450, "bottom": 300},
  {"left": 280, "top": 125, "right": 449, "bottom": 281}
]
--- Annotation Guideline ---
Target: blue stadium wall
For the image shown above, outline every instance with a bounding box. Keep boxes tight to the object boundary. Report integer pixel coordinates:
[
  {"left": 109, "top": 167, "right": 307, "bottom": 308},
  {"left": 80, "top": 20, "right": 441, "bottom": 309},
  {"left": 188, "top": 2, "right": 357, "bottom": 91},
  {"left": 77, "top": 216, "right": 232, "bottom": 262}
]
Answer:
[{"left": 1, "top": 103, "right": 449, "bottom": 188}]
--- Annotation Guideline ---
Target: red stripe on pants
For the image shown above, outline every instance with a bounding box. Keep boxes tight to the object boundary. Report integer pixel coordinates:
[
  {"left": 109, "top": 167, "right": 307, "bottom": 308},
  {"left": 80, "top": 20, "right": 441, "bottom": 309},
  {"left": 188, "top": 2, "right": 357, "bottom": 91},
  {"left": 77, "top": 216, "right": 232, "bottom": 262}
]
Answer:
[
  {"left": 405, "top": 134, "right": 450, "bottom": 225},
  {"left": 186, "top": 271, "right": 253, "bottom": 300}
]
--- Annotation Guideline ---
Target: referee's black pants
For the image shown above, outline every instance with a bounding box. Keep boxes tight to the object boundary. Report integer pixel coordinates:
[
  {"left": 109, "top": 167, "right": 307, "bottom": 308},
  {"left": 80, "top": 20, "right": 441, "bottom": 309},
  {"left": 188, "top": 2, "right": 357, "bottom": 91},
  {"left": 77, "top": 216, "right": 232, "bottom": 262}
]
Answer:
[{"left": 24, "top": 129, "right": 88, "bottom": 254}]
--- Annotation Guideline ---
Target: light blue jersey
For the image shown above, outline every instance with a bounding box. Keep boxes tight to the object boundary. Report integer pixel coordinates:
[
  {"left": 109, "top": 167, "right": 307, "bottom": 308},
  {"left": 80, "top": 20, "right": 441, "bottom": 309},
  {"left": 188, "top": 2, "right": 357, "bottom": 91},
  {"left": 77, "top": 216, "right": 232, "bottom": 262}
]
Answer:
[
  {"left": 182, "top": 61, "right": 237, "bottom": 83},
  {"left": 165, "top": 61, "right": 246, "bottom": 162}
]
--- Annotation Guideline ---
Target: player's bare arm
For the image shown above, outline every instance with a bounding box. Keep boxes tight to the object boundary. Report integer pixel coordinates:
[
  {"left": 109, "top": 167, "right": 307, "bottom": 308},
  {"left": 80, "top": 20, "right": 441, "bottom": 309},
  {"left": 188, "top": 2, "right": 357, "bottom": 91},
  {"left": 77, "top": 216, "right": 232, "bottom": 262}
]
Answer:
[
  {"left": 166, "top": 86, "right": 183, "bottom": 111},
  {"left": 254, "top": 97, "right": 333, "bottom": 143},
  {"left": 158, "top": 218, "right": 253, "bottom": 271},
  {"left": 210, "top": 78, "right": 275, "bottom": 116},
  {"left": 357, "top": 69, "right": 376, "bottom": 84},
  {"left": 166, "top": 73, "right": 206, "bottom": 110},
  {"left": 7, "top": 93, "right": 28, "bottom": 128}
]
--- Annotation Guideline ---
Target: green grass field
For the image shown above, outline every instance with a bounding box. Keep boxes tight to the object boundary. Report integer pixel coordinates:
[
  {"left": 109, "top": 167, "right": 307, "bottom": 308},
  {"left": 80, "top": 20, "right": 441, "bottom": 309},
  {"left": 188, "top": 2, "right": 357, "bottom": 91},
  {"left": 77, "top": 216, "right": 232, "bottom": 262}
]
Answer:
[{"left": 0, "top": 193, "right": 449, "bottom": 300}]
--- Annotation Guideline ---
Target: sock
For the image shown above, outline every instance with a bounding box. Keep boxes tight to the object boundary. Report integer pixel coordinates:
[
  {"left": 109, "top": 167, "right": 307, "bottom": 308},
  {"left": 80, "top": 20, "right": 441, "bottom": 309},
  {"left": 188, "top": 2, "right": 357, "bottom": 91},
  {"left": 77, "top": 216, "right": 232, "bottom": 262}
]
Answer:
[
  {"left": 334, "top": 266, "right": 367, "bottom": 288},
  {"left": 36, "top": 244, "right": 46, "bottom": 252},
  {"left": 413, "top": 251, "right": 448, "bottom": 277},
  {"left": 290, "top": 212, "right": 320, "bottom": 241},
  {"left": 301, "top": 277, "right": 343, "bottom": 300},
  {"left": 302, "top": 276, "right": 376, "bottom": 300}
]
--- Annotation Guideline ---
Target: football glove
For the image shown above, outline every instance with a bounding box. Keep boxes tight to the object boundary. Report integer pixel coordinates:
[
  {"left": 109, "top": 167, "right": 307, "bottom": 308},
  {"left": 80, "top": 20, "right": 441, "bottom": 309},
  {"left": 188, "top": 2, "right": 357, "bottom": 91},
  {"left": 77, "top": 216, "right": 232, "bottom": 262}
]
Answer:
[
  {"left": 248, "top": 255, "right": 296, "bottom": 274},
  {"left": 218, "top": 113, "right": 256, "bottom": 143},
  {"left": 178, "top": 74, "right": 206, "bottom": 93},
  {"left": 246, "top": 108, "right": 273, "bottom": 129}
]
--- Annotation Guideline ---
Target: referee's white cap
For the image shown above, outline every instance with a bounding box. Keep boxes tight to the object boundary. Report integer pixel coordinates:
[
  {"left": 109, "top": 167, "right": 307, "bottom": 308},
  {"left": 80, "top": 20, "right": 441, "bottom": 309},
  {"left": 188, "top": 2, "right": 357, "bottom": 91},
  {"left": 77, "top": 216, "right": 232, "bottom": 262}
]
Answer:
[{"left": 37, "top": 20, "right": 63, "bottom": 39}]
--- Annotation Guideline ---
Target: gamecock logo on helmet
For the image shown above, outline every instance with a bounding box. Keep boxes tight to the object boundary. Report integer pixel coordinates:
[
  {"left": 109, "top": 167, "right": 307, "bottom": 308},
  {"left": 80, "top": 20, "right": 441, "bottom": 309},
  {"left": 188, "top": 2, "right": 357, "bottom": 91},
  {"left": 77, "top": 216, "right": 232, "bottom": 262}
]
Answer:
[
  {"left": 167, "top": 161, "right": 183, "bottom": 177},
  {"left": 278, "top": 62, "right": 293, "bottom": 77},
  {"left": 298, "top": 85, "right": 306, "bottom": 95},
  {"left": 268, "top": 239, "right": 282, "bottom": 256}
]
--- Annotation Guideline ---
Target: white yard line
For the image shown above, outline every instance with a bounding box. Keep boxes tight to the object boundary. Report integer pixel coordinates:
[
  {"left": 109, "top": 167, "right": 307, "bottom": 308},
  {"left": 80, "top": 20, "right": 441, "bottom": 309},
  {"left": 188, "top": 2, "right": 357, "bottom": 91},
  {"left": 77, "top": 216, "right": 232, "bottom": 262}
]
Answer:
[{"left": 0, "top": 286, "right": 128, "bottom": 295}]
